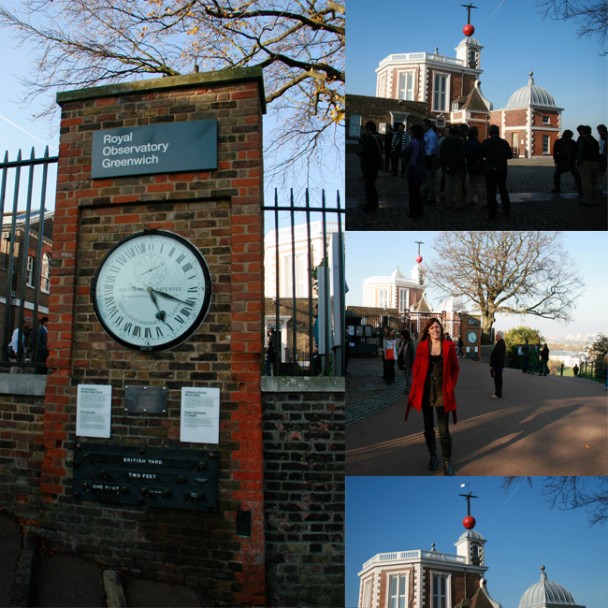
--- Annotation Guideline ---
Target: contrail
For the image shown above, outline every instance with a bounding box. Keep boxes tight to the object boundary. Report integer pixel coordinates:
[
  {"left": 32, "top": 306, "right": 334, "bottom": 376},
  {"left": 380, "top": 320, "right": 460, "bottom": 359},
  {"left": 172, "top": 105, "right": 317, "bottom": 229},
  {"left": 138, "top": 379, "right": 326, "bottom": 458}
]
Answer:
[
  {"left": 487, "top": 478, "right": 522, "bottom": 525},
  {"left": 0, "top": 113, "right": 50, "bottom": 147},
  {"left": 481, "top": 0, "right": 508, "bottom": 29}
]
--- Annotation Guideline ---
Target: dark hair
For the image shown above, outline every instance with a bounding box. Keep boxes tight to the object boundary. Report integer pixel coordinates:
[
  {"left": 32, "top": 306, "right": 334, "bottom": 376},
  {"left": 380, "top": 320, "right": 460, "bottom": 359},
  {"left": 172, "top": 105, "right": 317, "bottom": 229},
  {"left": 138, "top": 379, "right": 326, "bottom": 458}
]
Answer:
[
  {"left": 488, "top": 124, "right": 499, "bottom": 136},
  {"left": 468, "top": 126, "right": 479, "bottom": 138},
  {"left": 411, "top": 124, "right": 424, "bottom": 139},
  {"left": 562, "top": 129, "right": 573, "bottom": 139},
  {"left": 422, "top": 118, "right": 433, "bottom": 128},
  {"left": 401, "top": 329, "right": 411, "bottom": 340},
  {"left": 420, "top": 317, "right": 444, "bottom": 342},
  {"left": 365, "top": 120, "right": 377, "bottom": 132}
]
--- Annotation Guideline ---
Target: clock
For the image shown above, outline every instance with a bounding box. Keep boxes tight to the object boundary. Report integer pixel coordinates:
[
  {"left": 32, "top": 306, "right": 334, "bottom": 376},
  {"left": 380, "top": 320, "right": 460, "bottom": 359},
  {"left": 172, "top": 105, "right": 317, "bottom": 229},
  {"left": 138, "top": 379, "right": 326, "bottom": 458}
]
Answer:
[
  {"left": 92, "top": 229, "right": 212, "bottom": 351},
  {"left": 467, "top": 331, "right": 478, "bottom": 344}
]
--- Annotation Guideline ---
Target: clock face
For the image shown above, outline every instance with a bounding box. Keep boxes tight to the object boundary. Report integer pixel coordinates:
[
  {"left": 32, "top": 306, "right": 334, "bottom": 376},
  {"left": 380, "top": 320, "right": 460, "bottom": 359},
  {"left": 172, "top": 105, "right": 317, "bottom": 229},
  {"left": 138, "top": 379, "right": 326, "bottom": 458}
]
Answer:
[
  {"left": 92, "top": 230, "right": 212, "bottom": 351},
  {"left": 467, "top": 331, "right": 478, "bottom": 344}
]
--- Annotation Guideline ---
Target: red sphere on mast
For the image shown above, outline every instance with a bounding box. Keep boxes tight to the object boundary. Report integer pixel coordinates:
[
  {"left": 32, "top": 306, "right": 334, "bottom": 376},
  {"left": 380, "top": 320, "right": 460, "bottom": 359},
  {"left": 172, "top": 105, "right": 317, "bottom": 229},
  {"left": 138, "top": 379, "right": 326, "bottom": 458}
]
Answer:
[
  {"left": 463, "top": 23, "right": 475, "bottom": 36},
  {"left": 416, "top": 255, "right": 423, "bottom": 264},
  {"left": 463, "top": 515, "right": 476, "bottom": 529}
]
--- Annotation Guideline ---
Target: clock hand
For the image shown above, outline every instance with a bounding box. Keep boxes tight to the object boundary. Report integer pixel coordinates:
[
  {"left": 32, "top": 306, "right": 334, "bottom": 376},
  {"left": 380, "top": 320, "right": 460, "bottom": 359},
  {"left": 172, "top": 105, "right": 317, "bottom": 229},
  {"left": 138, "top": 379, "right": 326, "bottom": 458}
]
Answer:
[
  {"left": 150, "top": 288, "right": 192, "bottom": 306},
  {"left": 141, "top": 263, "right": 164, "bottom": 276},
  {"left": 148, "top": 289, "right": 167, "bottom": 322}
]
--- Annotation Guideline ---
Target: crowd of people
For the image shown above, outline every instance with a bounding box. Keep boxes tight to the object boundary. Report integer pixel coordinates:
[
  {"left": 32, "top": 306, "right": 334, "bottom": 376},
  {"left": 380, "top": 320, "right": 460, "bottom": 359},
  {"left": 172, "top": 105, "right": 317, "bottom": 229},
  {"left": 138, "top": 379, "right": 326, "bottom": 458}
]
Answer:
[
  {"left": 7, "top": 315, "right": 49, "bottom": 373},
  {"left": 356, "top": 119, "right": 607, "bottom": 217}
]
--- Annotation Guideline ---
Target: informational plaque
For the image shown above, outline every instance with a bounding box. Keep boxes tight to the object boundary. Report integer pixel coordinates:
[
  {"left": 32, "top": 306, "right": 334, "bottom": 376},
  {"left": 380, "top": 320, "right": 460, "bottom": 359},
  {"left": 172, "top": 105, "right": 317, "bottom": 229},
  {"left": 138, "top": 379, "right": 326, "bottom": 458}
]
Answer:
[
  {"left": 180, "top": 387, "right": 220, "bottom": 444},
  {"left": 76, "top": 385, "right": 112, "bottom": 438}
]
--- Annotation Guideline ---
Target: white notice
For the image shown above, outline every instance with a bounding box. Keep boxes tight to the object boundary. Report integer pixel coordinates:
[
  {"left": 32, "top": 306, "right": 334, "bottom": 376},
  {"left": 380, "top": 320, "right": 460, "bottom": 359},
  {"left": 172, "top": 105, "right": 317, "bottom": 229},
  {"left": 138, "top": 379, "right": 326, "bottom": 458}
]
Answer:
[
  {"left": 76, "top": 384, "right": 112, "bottom": 438},
  {"left": 180, "top": 387, "right": 220, "bottom": 444}
]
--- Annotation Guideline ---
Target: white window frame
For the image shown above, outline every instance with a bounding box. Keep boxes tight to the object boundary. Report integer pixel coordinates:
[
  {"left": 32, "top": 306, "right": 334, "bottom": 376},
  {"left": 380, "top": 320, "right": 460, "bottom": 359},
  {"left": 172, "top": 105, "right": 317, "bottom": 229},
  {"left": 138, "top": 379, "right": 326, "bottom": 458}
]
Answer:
[
  {"left": 26, "top": 255, "right": 35, "bottom": 287},
  {"left": 432, "top": 73, "right": 449, "bottom": 112},
  {"left": 378, "top": 287, "right": 389, "bottom": 309},
  {"left": 431, "top": 572, "right": 451, "bottom": 608},
  {"left": 398, "top": 288, "right": 409, "bottom": 313},
  {"left": 542, "top": 134, "right": 550, "bottom": 155},
  {"left": 387, "top": 573, "right": 409, "bottom": 608},
  {"left": 41, "top": 252, "right": 51, "bottom": 293},
  {"left": 542, "top": 115, "right": 550, "bottom": 124},
  {"left": 362, "top": 578, "right": 372, "bottom": 608},
  {"left": 397, "top": 72, "right": 415, "bottom": 101}
]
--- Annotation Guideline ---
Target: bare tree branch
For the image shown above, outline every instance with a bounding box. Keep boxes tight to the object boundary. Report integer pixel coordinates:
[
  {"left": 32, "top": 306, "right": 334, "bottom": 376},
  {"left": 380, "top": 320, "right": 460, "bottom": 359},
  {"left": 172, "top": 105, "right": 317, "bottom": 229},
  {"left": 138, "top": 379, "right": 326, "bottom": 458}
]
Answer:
[
  {"left": 429, "top": 232, "right": 585, "bottom": 342},
  {"left": 0, "top": 0, "right": 345, "bottom": 184}
]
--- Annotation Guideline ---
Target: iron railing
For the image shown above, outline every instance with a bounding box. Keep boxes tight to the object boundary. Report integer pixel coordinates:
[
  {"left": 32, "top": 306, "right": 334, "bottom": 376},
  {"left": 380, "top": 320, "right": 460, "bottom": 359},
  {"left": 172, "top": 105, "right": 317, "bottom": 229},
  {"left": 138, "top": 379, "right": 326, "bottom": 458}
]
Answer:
[
  {"left": 0, "top": 147, "right": 57, "bottom": 373},
  {"left": 263, "top": 189, "right": 345, "bottom": 377}
]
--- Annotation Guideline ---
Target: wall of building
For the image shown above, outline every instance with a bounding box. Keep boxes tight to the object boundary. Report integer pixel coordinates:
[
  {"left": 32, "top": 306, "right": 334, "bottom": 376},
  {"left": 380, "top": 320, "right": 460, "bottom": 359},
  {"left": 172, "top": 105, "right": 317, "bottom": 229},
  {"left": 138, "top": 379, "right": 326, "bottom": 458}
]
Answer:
[{"left": 262, "top": 377, "right": 344, "bottom": 607}]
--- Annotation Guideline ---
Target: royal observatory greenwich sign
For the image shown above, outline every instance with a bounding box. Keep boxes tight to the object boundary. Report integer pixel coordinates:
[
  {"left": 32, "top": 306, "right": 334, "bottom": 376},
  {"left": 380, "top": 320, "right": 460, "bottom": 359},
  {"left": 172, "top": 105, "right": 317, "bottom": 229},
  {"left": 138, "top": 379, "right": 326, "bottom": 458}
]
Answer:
[{"left": 91, "top": 119, "right": 218, "bottom": 179}]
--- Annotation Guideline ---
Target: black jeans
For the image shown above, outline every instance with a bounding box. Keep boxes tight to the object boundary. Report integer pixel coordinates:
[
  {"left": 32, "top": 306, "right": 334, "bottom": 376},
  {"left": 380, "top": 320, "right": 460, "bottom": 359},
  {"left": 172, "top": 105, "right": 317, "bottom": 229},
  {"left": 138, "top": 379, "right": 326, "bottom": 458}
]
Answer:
[
  {"left": 422, "top": 403, "right": 452, "bottom": 459},
  {"left": 363, "top": 167, "right": 379, "bottom": 208},
  {"left": 493, "top": 367, "right": 503, "bottom": 397},
  {"left": 485, "top": 169, "right": 510, "bottom": 217}
]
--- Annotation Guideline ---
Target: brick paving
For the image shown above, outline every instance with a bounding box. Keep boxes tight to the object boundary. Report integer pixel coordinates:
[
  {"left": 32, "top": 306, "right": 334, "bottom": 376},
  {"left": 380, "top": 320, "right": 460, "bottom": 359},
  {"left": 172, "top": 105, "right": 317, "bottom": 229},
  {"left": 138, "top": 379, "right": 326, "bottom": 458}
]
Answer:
[
  {"left": 346, "top": 153, "right": 608, "bottom": 230},
  {"left": 346, "top": 355, "right": 608, "bottom": 476}
]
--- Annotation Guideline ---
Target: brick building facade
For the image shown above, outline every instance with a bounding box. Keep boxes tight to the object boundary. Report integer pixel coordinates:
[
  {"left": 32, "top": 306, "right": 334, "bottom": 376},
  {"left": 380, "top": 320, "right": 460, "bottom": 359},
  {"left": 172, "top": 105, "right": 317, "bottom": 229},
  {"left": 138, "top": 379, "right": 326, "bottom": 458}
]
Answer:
[{"left": 490, "top": 72, "right": 563, "bottom": 158}]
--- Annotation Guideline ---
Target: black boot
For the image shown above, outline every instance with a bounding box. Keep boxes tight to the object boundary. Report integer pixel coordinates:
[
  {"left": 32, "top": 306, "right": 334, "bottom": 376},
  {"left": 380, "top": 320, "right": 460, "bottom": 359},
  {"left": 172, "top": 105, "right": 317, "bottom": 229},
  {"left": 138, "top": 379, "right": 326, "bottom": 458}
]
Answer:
[
  {"left": 428, "top": 452, "right": 438, "bottom": 471},
  {"left": 444, "top": 460, "right": 454, "bottom": 476}
]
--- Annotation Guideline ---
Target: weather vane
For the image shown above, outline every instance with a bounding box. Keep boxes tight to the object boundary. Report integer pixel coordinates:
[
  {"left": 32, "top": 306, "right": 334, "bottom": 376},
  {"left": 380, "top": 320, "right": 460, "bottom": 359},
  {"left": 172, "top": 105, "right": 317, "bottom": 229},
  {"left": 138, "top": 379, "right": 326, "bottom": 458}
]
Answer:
[
  {"left": 459, "top": 491, "right": 478, "bottom": 529},
  {"left": 461, "top": 3, "right": 478, "bottom": 36}
]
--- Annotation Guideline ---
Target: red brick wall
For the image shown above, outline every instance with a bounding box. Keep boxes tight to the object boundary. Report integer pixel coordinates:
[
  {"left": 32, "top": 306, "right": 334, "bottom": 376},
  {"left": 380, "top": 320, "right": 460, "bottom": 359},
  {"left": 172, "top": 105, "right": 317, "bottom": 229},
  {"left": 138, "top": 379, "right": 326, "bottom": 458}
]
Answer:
[{"left": 41, "top": 69, "right": 266, "bottom": 605}]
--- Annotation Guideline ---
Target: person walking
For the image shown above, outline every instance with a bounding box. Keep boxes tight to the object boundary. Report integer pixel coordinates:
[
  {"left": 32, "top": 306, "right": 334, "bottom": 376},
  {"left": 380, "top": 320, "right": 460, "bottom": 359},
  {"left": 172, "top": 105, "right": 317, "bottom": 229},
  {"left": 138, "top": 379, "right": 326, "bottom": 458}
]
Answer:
[
  {"left": 521, "top": 339, "right": 530, "bottom": 374},
  {"left": 383, "top": 124, "right": 394, "bottom": 173},
  {"left": 35, "top": 316, "right": 49, "bottom": 374},
  {"left": 405, "top": 317, "right": 459, "bottom": 476},
  {"left": 539, "top": 343, "right": 550, "bottom": 376},
  {"left": 397, "top": 329, "right": 416, "bottom": 394},
  {"left": 9, "top": 316, "right": 33, "bottom": 361},
  {"left": 489, "top": 331, "right": 507, "bottom": 399},
  {"left": 383, "top": 328, "right": 397, "bottom": 385},
  {"left": 357, "top": 120, "right": 384, "bottom": 212},
  {"left": 482, "top": 125, "right": 513, "bottom": 219},
  {"left": 552, "top": 130, "right": 581, "bottom": 193}
]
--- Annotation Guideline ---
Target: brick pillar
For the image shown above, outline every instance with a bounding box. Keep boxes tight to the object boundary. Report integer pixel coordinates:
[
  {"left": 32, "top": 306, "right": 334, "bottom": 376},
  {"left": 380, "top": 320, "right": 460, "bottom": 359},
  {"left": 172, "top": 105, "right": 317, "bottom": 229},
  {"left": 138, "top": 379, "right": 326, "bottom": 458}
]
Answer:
[{"left": 42, "top": 68, "right": 266, "bottom": 605}]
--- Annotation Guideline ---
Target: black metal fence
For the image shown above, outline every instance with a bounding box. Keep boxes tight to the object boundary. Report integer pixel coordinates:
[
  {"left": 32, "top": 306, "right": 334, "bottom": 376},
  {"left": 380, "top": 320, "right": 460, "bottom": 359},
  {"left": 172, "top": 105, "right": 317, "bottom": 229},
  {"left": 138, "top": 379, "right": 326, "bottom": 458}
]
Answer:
[
  {"left": 263, "top": 189, "right": 345, "bottom": 377},
  {"left": 0, "top": 147, "right": 58, "bottom": 372}
]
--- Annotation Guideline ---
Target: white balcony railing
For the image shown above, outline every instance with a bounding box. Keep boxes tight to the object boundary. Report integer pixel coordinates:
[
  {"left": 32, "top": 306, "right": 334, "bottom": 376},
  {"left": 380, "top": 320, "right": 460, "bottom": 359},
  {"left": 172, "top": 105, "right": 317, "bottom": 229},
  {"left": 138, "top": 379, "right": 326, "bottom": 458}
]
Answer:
[
  {"left": 361, "top": 550, "right": 466, "bottom": 571},
  {"left": 377, "top": 52, "right": 465, "bottom": 70}
]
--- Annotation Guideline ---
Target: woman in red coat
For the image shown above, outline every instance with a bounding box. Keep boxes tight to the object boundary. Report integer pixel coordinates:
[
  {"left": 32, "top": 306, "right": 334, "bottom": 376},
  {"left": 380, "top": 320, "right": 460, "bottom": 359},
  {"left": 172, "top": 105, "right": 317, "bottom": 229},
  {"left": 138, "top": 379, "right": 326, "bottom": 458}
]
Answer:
[{"left": 405, "top": 318, "right": 459, "bottom": 475}]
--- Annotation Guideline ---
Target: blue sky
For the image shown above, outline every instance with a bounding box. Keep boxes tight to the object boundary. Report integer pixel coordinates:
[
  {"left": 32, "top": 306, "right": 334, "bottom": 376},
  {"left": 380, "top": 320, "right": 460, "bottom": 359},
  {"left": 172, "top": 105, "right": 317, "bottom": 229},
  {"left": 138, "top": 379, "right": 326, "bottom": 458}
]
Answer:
[
  {"left": 347, "top": 0, "right": 607, "bottom": 133},
  {"left": 346, "top": 476, "right": 607, "bottom": 608},
  {"left": 345, "top": 231, "right": 608, "bottom": 340}
]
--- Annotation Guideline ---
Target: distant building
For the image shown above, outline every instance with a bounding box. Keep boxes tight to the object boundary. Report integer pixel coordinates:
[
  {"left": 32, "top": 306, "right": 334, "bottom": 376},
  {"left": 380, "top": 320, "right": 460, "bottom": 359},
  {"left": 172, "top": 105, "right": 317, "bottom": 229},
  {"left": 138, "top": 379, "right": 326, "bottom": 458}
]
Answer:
[
  {"left": 490, "top": 72, "right": 563, "bottom": 157},
  {"left": 516, "top": 566, "right": 585, "bottom": 608},
  {"left": 362, "top": 265, "right": 430, "bottom": 314}
]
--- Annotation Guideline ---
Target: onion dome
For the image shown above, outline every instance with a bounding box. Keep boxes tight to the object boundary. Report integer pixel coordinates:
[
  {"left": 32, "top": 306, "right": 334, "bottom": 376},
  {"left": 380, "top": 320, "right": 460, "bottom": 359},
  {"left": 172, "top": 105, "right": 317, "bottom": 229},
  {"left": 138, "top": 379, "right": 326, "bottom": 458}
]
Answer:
[
  {"left": 517, "top": 566, "right": 585, "bottom": 608},
  {"left": 506, "top": 72, "right": 559, "bottom": 110}
]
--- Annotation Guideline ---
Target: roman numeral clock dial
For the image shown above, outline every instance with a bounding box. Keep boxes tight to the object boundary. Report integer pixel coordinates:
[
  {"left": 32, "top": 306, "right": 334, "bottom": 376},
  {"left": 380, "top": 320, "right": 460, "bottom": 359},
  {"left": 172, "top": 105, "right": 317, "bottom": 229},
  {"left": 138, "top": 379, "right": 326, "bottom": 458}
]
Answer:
[{"left": 92, "top": 230, "right": 212, "bottom": 351}]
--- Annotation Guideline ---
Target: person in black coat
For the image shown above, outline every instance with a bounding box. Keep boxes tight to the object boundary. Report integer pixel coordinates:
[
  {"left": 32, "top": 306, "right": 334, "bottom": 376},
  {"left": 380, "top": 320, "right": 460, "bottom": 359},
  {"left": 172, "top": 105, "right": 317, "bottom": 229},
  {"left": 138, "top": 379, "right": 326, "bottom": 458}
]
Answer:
[
  {"left": 481, "top": 125, "right": 513, "bottom": 219},
  {"left": 490, "top": 331, "right": 507, "bottom": 399},
  {"left": 357, "top": 120, "right": 384, "bottom": 212}
]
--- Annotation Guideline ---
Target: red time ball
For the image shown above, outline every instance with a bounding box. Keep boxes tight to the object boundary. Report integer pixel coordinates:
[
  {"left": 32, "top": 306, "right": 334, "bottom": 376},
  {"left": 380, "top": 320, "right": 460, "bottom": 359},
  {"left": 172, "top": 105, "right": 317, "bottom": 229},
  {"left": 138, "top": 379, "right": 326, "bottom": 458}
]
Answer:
[
  {"left": 463, "top": 23, "right": 475, "bottom": 36},
  {"left": 416, "top": 255, "right": 423, "bottom": 264},
  {"left": 463, "top": 515, "right": 476, "bottom": 529}
]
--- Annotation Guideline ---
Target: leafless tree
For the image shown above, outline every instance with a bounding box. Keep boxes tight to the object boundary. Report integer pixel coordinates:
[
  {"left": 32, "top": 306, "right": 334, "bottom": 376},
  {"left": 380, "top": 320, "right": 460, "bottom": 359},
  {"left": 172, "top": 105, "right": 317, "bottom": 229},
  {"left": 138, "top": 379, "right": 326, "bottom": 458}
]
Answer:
[
  {"left": 504, "top": 477, "right": 608, "bottom": 526},
  {"left": 0, "top": 0, "right": 345, "bottom": 183},
  {"left": 536, "top": 0, "right": 607, "bottom": 51},
  {"left": 429, "top": 232, "right": 584, "bottom": 343}
]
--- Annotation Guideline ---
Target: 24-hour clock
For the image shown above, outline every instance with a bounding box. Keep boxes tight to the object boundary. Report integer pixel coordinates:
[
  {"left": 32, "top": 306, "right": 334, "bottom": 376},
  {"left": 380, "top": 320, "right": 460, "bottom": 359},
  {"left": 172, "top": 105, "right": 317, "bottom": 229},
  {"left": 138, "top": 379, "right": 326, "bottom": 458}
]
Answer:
[{"left": 91, "top": 229, "right": 212, "bottom": 351}]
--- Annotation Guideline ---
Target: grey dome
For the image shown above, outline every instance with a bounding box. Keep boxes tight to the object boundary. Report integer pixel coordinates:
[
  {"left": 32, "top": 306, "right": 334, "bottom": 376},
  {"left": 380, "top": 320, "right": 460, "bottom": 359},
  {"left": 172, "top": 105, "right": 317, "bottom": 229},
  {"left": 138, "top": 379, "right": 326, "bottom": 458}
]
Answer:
[
  {"left": 457, "top": 529, "right": 485, "bottom": 542},
  {"left": 458, "top": 36, "right": 482, "bottom": 47},
  {"left": 506, "top": 72, "right": 557, "bottom": 109},
  {"left": 517, "top": 566, "right": 584, "bottom": 608}
]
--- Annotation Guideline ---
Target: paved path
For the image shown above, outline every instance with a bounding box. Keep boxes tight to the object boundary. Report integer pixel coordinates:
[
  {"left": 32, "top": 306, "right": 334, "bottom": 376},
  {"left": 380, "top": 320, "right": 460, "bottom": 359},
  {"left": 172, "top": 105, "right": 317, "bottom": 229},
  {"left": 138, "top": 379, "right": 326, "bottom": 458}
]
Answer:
[
  {"left": 346, "top": 154, "right": 608, "bottom": 230},
  {"left": 346, "top": 356, "right": 608, "bottom": 476}
]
